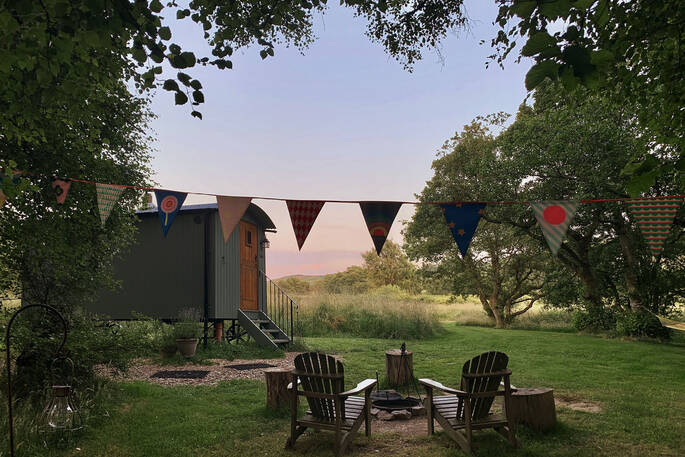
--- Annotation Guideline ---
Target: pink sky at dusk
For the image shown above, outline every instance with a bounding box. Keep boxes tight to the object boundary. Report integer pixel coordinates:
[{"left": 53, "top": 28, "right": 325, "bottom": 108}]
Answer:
[{"left": 148, "top": 1, "right": 532, "bottom": 278}]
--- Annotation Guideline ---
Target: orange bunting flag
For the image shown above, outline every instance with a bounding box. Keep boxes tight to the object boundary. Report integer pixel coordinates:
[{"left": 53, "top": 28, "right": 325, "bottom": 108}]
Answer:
[
  {"left": 52, "top": 179, "right": 71, "bottom": 204},
  {"left": 96, "top": 183, "right": 125, "bottom": 226},
  {"left": 286, "top": 200, "right": 325, "bottom": 250},
  {"left": 0, "top": 189, "right": 6, "bottom": 208},
  {"left": 217, "top": 196, "right": 252, "bottom": 242}
]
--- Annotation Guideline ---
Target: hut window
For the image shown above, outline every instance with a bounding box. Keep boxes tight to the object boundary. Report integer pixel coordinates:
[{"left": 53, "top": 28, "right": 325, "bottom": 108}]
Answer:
[{"left": 246, "top": 231, "right": 252, "bottom": 245}]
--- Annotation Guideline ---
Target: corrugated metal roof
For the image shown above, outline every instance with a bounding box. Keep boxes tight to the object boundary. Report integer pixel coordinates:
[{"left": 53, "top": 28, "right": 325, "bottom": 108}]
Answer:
[{"left": 137, "top": 202, "right": 276, "bottom": 231}]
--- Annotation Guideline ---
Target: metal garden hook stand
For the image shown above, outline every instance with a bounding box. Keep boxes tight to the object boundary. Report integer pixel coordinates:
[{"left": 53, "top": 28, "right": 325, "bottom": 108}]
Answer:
[{"left": 5, "top": 304, "right": 68, "bottom": 457}]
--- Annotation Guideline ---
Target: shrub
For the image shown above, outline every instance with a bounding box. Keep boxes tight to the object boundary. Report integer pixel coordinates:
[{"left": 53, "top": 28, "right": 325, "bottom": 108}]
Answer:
[
  {"left": 276, "top": 277, "right": 311, "bottom": 295},
  {"left": 571, "top": 306, "right": 618, "bottom": 333},
  {"left": 615, "top": 311, "right": 670, "bottom": 340}
]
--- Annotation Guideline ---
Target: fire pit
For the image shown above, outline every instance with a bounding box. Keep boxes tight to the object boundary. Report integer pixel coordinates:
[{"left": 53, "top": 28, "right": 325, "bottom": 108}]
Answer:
[
  {"left": 370, "top": 389, "right": 423, "bottom": 417},
  {"left": 372, "top": 396, "right": 422, "bottom": 411}
]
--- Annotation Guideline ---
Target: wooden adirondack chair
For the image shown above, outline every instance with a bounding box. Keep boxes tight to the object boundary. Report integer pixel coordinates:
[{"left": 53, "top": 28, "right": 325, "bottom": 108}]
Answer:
[
  {"left": 286, "top": 352, "right": 377, "bottom": 456},
  {"left": 419, "top": 351, "right": 518, "bottom": 455}
]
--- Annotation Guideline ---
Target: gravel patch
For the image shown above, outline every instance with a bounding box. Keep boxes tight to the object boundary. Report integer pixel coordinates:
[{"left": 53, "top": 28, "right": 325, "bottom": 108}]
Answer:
[{"left": 96, "top": 352, "right": 297, "bottom": 387}]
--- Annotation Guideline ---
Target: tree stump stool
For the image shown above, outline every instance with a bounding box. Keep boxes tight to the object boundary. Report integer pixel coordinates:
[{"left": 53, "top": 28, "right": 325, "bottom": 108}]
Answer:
[
  {"left": 509, "top": 387, "right": 556, "bottom": 432},
  {"left": 385, "top": 349, "right": 414, "bottom": 386},
  {"left": 265, "top": 368, "right": 291, "bottom": 409}
]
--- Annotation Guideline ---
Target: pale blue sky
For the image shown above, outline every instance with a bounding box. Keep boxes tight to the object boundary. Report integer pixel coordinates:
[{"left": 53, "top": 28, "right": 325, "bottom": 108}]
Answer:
[{"left": 148, "top": 1, "right": 532, "bottom": 278}]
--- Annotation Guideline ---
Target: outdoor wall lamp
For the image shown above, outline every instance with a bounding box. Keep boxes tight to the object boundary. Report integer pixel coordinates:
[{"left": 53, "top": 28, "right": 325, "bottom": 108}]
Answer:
[{"left": 260, "top": 237, "right": 271, "bottom": 249}]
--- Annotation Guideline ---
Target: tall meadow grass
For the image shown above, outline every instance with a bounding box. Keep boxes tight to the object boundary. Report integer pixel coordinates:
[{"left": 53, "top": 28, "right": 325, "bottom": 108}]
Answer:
[{"left": 294, "top": 290, "right": 444, "bottom": 340}]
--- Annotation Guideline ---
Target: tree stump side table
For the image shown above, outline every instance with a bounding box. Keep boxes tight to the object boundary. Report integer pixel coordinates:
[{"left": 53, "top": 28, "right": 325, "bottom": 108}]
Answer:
[
  {"left": 385, "top": 349, "right": 413, "bottom": 386},
  {"left": 264, "top": 368, "right": 292, "bottom": 409},
  {"left": 509, "top": 387, "right": 556, "bottom": 432}
]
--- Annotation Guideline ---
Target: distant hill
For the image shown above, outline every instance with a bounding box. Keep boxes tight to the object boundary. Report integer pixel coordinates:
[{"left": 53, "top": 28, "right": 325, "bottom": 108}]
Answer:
[{"left": 275, "top": 274, "right": 327, "bottom": 283}]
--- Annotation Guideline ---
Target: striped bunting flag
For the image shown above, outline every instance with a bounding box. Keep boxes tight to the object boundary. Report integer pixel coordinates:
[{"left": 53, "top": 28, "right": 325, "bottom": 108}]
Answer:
[
  {"left": 626, "top": 197, "right": 681, "bottom": 256},
  {"left": 530, "top": 201, "right": 579, "bottom": 255},
  {"left": 96, "top": 183, "right": 125, "bottom": 225}
]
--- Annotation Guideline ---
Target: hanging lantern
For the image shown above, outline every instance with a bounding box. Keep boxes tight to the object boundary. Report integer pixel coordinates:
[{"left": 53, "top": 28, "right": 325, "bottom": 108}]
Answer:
[{"left": 38, "top": 358, "right": 82, "bottom": 438}]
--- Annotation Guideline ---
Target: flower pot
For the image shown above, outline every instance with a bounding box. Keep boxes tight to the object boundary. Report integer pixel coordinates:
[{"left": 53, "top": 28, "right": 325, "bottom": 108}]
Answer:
[{"left": 175, "top": 338, "right": 199, "bottom": 358}]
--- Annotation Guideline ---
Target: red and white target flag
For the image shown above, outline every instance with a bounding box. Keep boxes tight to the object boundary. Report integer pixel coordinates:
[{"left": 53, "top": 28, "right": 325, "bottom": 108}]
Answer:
[
  {"left": 530, "top": 201, "right": 579, "bottom": 255},
  {"left": 154, "top": 190, "right": 187, "bottom": 237},
  {"left": 217, "top": 196, "right": 252, "bottom": 242},
  {"left": 286, "top": 200, "right": 325, "bottom": 250}
]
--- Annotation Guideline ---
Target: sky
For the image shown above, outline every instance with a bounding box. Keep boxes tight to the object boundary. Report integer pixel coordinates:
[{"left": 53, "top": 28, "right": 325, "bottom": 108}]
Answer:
[{"left": 148, "top": 1, "right": 532, "bottom": 278}]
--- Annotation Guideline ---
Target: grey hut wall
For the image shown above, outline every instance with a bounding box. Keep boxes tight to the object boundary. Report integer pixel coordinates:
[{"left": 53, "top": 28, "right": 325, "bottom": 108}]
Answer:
[
  {"left": 90, "top": 206, "right": 270, "bottom": 320},
  {"left": 90, "top": 211, "right": 205, "bottom": 319},
  {"left": 209, "top": 211, "right": 267, "bottom": 319}
]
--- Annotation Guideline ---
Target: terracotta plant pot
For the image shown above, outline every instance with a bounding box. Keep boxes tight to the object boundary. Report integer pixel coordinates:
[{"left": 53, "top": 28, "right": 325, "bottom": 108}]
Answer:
[{"left": 175, "top": 338, "right": 199, "bottom": 358}]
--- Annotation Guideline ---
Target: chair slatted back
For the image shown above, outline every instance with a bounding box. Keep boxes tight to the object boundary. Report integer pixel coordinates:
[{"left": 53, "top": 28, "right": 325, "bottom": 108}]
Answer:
[
  {"left": 457, "top": 351, "right": 509, "bottom": 421},
  {"left": 294, "top": 352, "right": 345, "bottom": 421}
]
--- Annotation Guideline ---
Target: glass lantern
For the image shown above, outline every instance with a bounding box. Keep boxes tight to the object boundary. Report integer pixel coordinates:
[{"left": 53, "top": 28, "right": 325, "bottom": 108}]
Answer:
[
  {"left": 39, "top": 385, "right": 82, "bottom": 432},
  {"left": 38, "top": 357, "right": 83, "bottom": 444}
]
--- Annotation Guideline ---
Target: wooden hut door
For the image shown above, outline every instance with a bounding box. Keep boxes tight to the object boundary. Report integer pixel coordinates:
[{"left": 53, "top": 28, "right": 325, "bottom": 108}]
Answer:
[{"left": 240, "top": 221, "right": 259, "bottom": 311}]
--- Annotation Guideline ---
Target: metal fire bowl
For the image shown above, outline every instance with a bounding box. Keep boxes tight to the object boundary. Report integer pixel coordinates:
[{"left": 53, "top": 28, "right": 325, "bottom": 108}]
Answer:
[
  {"left": 372, "top": 396, "right": 422, "bottom": 411},
  {"left": 370, "top": 390, "right": 402, "bottom": 402}
]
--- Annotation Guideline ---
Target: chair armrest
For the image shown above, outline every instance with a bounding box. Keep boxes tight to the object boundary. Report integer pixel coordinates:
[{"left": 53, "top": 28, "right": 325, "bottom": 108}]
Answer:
[
  {"left": 419, "top": 378, "right": 467, "bottom": 396},
  {"left": 287, "top": 378, "right": 301, "bottom": 390},
  {"left": 339, "top": 379, "right": 377, "bottom": 397},
  {"left": 500, "top": 380, "right": 518, "bottom": 392}
]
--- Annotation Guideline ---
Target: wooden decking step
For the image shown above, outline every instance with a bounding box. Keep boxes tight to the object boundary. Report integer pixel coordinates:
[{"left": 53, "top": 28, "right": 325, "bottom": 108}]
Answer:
[
  {"left": 272, "top": 338, "right": 290, "bottom": 344},
  {"left": 264, "top": 329, "right": 281, "bottom": 333}
]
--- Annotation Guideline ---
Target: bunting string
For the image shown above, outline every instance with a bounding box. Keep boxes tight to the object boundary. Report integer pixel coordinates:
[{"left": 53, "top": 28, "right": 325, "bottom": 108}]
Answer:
[{"left": 0, "top": 170, "right": 683, "bottom": 257}]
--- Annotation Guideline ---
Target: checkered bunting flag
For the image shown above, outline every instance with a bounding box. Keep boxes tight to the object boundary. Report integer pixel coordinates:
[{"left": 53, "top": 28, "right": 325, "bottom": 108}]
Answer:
[
  {"left": 286, "top": 200, "right": 325, "bottom": 250},
  {"left": 626, "top": 197, "right": 682, "bottom": 256},
  {"left": 96, "top": 183, "right": 125, "bottom": 226},
  {"left": 530, "top": 201, "right": 579, "bottom": 255}
]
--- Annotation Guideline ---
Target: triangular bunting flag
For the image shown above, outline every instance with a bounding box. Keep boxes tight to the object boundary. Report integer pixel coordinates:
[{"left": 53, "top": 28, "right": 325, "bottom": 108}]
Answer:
[
  {"left": 286, "top": 200, "right": 325, "bottom": 250},
  {"left": 52, "top": 179, "right": 71, "bottom": 204},
  {"left": 626, "top": 197, "right": 681, "bottom": 256},
  {"left": 96, "top": 183, "right": 125, "bottom": 226},
  {"left": 0, "top": 189, "right": 6, "bottom": 208},
  {"left": 440, "top": 203, "right": 486, "bottom": 257},
  {"left": 154, "top": 190, "right": 188, "bottom": 237},
  {"left": 359, "top": 202, "right": 402, "bottom": 255},
  {"left": 530, "top": 201, "right": 579, "bottom": 255},
  {"left": 217, "top": 196, "right": 252, "bottom": 242}
]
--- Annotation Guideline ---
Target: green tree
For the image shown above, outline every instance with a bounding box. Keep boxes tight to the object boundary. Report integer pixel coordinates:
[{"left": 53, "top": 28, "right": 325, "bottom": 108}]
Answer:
[
  {"left": 361, "top": 240, "right": 418, "bottom": 292},
  {"left": 494, "top": 82, "right": 682, "bottom": 322},
  {"left": 491, "top": 0, "right": 684, "bottom": 193},
  {"left": 404, "top": 117, "right": 548, "bottom": 327},
  {"left": 1, "top": 0, "right": 468, "bottom": 141},
  {"left": 0, "top": 79, "right": 153, "bottom": 316},
  {"left": 321, "top": 265, "right": 371, "bottom": 294},
  {"left": 276, "top": 277, "right": 311, "bottom": 295}
]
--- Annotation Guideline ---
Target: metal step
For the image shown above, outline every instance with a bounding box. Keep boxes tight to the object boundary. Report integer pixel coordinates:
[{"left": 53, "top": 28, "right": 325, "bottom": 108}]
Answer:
[{"left": 237, "top": 310, "right": 290, "bottom": 350}]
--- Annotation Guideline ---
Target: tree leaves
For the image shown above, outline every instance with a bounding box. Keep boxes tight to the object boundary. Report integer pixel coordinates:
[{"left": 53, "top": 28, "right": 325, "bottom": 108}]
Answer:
[
  {"left": 521, "top": 32, "right": 557, "bottom": 57},
  {"left": 158, "top": 26, "right": 171, "bottom": 41},
  {"left": 525, "top": 61, "right": 559, "bottom": 90},
  {"left": 175, "top": 91, "right": 188, "bottom": 105},
  {"left": 162, "top": 80, "right": 179, "bottom": 91}
]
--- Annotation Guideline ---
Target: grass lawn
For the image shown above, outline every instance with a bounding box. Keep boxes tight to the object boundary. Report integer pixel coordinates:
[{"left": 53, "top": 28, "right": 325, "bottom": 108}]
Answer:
[{"left": 38, "top": 325, "right": 685, "bottom": 457}]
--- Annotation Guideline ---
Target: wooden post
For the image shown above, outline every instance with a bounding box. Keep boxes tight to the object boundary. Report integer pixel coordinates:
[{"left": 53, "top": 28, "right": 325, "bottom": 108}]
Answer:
[
  {"left": 385, "top": 349, "right": 413, "bottom": 386},
  {"left": 265, "top": 368, "right": 291, "bottom": 409},
  {"left": 508, "top": 387, "right": 556, "bottom": 432},
  {"left": 214, "top": 320, "right": 223, "bottom": 342}
]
